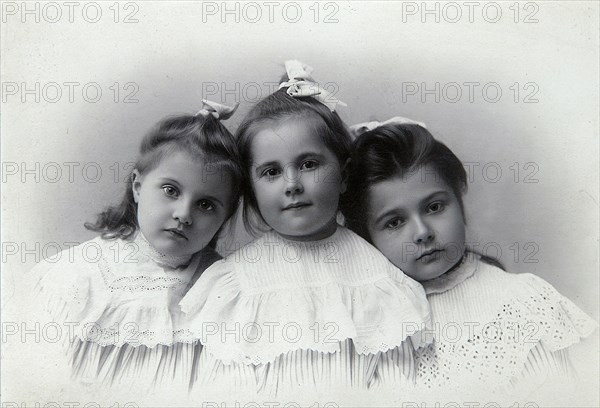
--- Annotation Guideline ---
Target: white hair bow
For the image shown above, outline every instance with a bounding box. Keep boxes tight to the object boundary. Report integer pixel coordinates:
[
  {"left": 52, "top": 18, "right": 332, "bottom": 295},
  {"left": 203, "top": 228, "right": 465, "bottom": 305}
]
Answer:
[
  {"left": 278, "top": 60, "right": 347, "bottom": 112},
  {"left": 349, "top": 116, "right": 427, "bottom": 139},
  {"left": 195, "top": 99, "right": 239, "bottom": 120}
]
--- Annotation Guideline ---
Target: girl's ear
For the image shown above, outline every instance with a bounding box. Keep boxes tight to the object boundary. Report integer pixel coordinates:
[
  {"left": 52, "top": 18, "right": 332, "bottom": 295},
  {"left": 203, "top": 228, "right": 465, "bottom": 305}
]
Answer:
[
  {"left": 340, "top": 158, "right": 351, "bottom": 194},
  {"left": 131, "top": 170, "right": 142, "bottom": 203}
]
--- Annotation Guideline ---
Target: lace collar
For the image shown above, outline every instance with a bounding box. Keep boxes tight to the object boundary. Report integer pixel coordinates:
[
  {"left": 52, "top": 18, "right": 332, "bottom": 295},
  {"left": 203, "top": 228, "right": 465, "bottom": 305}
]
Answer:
[
  {"left": 132, "top": 232, "right": 193, "bottom": 269},
  {"left": 421, "top": 253, "right": 478, "bottom": 295}
]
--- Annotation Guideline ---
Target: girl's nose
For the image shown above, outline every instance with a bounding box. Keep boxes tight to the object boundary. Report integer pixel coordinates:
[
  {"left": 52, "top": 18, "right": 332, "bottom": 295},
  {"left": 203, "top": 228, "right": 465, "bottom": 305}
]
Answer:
[
  {"left": 412, "top": 217, "right": 434, "bottom": 244},
  {"left": 284, "top": 167, "right": 304, "bottom": 196},
  {"left": 173, "top": 201, "right": 192, "bottom": 225},
  {"left": 285, "top": 178, "right": 304, "bottom": 196}
]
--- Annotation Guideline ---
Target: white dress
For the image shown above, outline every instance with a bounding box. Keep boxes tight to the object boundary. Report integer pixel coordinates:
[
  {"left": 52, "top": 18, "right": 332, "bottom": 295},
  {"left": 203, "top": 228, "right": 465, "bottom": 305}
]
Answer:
[
  {"left": 32, "top": 233, "right": 221, "bottom": 406},
  {"left": 180, "top": 226, "right": 432, "bottom": 405},
  {"left": 412, "top": 253, "right": 597, "bottom": 405}
]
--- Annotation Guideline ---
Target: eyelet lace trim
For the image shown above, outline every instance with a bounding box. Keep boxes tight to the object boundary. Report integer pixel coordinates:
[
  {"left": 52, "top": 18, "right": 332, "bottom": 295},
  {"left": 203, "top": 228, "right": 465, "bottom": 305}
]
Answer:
[
  {"left": 97, "top": 256, "right": 187, "bottom": 292},
  {"left": 416, "top": 286, "right": 597, "bottom": 391}
]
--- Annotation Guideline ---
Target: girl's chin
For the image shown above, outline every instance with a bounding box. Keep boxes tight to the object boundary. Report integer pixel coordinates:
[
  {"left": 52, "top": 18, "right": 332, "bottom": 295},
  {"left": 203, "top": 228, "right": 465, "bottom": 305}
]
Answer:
[
  {"left": 410, "top": 272, "right": 445, "bottom": 283},
  {"left": 152, "top": 241, "right": 197, "bottom": 258},
  {"left": 407, "top": 265, "right": 447, "bottom": 282},
  {"left": 277, "top": 222, "right": 337, "bottom": 241}
]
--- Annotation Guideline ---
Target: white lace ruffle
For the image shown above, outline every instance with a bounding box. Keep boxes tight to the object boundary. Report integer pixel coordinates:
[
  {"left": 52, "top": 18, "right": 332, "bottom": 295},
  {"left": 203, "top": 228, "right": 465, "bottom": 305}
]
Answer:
[
  {"left": 180, "top": 227, "right": 432, "bottom": 365},
  {"left": 514, "top": 274, "right": 597, "bottom": 351},
  {"left": 416, "top": 270, "right": 597, "bottom": 392},
  {"left": 33, "top": 236, "right": 202, "bottom": 348}
]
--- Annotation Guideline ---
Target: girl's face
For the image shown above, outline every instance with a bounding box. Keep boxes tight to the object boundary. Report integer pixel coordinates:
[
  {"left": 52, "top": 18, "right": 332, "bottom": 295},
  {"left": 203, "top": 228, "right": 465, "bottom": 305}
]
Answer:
[
  {"left": 250, "top": 119, "right": 345, "bottom": 241},
  {"left": 132, "top": 150, "right": 234, "bottom": 258},
  {"left": 365, "top": 164, "right": 466, "bottom": 282}
]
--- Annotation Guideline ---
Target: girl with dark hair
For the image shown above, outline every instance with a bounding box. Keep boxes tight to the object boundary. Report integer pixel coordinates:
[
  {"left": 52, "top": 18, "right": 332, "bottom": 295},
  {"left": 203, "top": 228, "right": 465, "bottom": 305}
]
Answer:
[
  {"left": 32, "top": 101, "right": 242, "bottom": 402},
  {"left": 180, "top": 62, "right": 431, "bottom": 404},
  {"left": 341, "top": 121, "right": 596, "bottom": 403}
]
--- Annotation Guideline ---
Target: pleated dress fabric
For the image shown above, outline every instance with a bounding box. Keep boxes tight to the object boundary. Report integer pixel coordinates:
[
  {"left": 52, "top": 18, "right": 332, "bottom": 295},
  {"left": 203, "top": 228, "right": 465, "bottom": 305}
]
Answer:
[
  {"left": 180, "top": 226, "right": 432, "bottom": 404},
  {"left": 33, "top": 233, "right": 221, "bottom": 406}
]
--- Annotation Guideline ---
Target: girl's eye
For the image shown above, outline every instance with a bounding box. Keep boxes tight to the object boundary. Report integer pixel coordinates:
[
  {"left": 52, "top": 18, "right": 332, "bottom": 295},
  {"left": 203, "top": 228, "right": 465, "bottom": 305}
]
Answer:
[
  {"left": 427, "top": 202, "right": 445, "bottom": 213},
  {"left": 162, "top": 185, "right": 179, "bottom": 197},
  {"left": 301, "top": 160, "right": 318, "bottom": 170},
  {"left": 261, "top": 168, "right": 281, "bottom": 178},
  {"left": 385, "top": 218, "right": 405, "bottom": 230},
  {"left": 198, "top": 199, "right": 215, "bottom": 212}
]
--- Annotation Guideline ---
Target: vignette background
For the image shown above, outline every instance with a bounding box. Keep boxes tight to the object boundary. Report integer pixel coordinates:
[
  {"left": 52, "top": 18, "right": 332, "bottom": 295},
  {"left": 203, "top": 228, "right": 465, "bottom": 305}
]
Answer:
[{"left": 2, "top": 1, "right": 598, "bottom": 405}]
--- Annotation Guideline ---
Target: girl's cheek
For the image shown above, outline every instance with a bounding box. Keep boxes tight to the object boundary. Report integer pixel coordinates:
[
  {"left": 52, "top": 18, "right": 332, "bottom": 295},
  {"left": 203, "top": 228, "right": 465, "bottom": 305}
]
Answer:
[{"left": 390, "top": 231, "right": 411, "bottom": 252}]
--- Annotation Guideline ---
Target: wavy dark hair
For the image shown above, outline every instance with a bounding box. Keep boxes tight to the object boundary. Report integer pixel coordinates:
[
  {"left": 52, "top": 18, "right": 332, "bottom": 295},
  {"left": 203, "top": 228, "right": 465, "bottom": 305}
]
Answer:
[
  {"left": 235, "top": 85, "right": 353, "bottom": 235},
  {"left": 340, "top": 123, "right": 504, "bottom": 270},
  {"left": 84, "top": 113, "right": 243, "bottom": 249},
  {"left": 340, "top": 124, "right": 467, "bottom": 239}
]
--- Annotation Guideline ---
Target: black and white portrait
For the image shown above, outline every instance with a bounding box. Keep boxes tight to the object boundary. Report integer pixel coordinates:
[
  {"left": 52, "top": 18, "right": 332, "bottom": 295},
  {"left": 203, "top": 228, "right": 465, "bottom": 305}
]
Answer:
[{"left": 2, "top": 2, "right": 598, "bottom": 407}]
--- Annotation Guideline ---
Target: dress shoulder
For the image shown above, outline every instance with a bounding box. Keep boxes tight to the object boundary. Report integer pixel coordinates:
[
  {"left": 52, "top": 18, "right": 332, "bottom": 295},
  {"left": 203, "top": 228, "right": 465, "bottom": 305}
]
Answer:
[
  {"left": 508, "top": 271, "right": 597, "bottom": 351},
  {"left": 33, "top": 236, "right": 107, "bottom": 325},
  {"left": 416, "top": 256, "right": 597, "bottom": 396},
  {"left": 442, "top": 259, "right": 597, "bottom": 350},
  {"left": 185, "top": 245, "right": 224, "bottom": 293},
  {"left": 179, "top": 256, "right": 238, "bottom": 316},
  {"left": 33, "top": 236, "right": 201, "bottom": 348}
]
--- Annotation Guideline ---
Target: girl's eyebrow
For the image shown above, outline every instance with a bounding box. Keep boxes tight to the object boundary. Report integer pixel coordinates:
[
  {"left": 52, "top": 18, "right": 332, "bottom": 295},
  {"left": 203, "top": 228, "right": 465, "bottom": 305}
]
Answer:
[
  {"left": 374, "top": 208, "right": 403, "bottom": 226},
  {"left": 157, "top": 178, "right": 224, "bottom": 207},
  {"left": 254, "top": 161, "right": 280, "bottom": 174},
  {"left": 373, "top": 190, "right": 450, "bottom": 225},
  {"left": 418, "top": 190, "right": 450, "bottom": 205},
  {"left": 296, "top": 152, "right": 326, "bottom": 161},
  {"left": 254, "top": 152, "right": 327, "bottom": 174},
  {"left": 158, "top": 177, "right": 180, "bottom": 185}
]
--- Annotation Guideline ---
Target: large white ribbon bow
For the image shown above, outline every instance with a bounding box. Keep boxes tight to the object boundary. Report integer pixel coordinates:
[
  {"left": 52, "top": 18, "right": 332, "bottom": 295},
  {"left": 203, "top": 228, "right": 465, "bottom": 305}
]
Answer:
[
  {"left": 349, "top": 116, "right": 427, "bottom": 139},
  {"left": 195, "top": 99, "right": 239, "bottom": 120},
  {"left": 278, "top": 59, "right": 347, "bottom": 112}
]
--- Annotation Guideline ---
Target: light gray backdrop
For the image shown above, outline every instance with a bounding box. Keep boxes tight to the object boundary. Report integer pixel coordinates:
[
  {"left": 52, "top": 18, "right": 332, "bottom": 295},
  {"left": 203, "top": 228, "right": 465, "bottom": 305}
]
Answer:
[{"left": 2, "top": 1, "right": 598, "bottom": 405}]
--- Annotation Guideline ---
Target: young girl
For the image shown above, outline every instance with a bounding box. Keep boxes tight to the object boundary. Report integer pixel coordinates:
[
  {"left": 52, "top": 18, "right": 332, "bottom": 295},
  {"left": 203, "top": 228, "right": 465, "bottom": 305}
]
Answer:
[
  {"left": 180, "top": 61, "right": 432, "bottom": 404},
  {"left": 341, "top": 122, "right": 597, "bottom": 404},
  {"left": 31, "top": 101, "right": 242, "bottom": 404}
]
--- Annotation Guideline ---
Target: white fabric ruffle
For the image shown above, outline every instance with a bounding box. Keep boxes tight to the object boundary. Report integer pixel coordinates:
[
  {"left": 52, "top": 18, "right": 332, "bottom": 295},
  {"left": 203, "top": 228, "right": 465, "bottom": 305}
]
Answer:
[
  {"left": 31, "top": 234, "right": 222, "bottom": 390},
  {"left": 416, "top": 254, "right": 597, "bottom": 398},
  {"left": 34, "top": 236, "right": 202, "bottom": 348},
  {"left": 180, "top": 226, "right": 432, "bottom": 366}
]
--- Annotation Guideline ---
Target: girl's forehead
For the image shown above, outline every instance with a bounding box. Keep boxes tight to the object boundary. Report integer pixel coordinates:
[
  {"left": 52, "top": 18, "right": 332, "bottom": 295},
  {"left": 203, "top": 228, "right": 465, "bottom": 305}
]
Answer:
[
  {"left": 150, "top": 150, "right": 204, "bottom": 171},
  {"left": 157, "top": 147, "right": 202, "bottom": 164},
  {"left": 147, "top": 149, "right": 218, "bottom": 176},
  {"left": 251, "top": 120, "right": 333, "bottom": 160},
  {"left": 147, "top": 151, "right": 233, "bottom": 186},
  {"left": 371, "top": 166, "right": 454, "bottom": 201}
]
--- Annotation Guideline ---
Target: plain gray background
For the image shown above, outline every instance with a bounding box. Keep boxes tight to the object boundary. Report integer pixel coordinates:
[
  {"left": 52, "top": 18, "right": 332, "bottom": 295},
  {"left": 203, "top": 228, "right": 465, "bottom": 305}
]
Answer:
[{"left": 2, "top": 1, "right": 598, "bottom": 405}]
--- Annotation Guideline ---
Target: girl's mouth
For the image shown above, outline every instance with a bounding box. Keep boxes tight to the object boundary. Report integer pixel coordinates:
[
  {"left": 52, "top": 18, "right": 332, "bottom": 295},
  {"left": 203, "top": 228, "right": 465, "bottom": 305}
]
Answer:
[
  {"left": 165, "top": 229, "right": 188, "bottom": 240},
  {"left": 283, "top": 202, "right": 311, "bottom": 211},
  {"left": 417, "top": 249, "right": 443, "bottom": 262}
]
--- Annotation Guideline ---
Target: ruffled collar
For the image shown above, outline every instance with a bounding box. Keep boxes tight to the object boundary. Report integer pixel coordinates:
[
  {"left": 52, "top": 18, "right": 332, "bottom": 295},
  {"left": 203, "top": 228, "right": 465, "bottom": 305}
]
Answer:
[
  {"left": 132, "top": 232, "right": 193, "bottom": 269},
  {"left": 421, "top": 252, "right": 478, "bottom": 295},
  {"left": 180, "top": 225, "right": 433, "bottom": 364}
]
